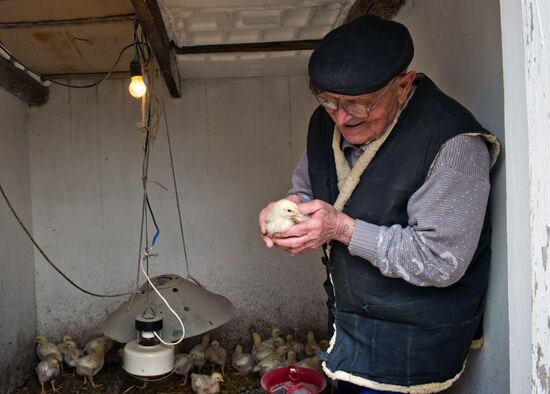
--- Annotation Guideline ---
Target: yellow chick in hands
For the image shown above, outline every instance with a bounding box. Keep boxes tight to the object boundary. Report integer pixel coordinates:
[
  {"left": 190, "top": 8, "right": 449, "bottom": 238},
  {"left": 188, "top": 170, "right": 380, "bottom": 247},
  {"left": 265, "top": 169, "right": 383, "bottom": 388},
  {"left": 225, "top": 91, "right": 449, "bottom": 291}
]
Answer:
[{"left": 265, "top": 199, "right": 309, "bottom": 237}]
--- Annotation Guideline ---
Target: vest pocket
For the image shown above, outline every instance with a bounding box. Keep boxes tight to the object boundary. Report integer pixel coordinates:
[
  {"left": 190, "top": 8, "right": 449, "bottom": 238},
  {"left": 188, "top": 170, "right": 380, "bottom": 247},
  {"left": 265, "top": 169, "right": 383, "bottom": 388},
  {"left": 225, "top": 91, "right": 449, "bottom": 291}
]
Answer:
[
  {"left": 363, "top": 314, "right": 480, "bottom": 383},
  {"left": 360, "top": 277, "right": 487, "bottom": 328}
]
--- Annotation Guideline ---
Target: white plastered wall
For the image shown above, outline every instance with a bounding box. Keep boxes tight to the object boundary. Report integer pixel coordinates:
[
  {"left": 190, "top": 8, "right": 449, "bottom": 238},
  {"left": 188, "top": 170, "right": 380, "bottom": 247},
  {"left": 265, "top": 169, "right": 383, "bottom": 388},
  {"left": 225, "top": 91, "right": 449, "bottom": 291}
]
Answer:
[
  {"left": 0, "top": 88, "right": 36, "bottom": 393},
  {"left": 500, "top": 0, "right": 550, "bottom": 392},
  {"left": 27, "top": 76, "right": 325, "bottom": 348},
  {"left": 396, "top": 0, "right": 509, "bottom": 392}
]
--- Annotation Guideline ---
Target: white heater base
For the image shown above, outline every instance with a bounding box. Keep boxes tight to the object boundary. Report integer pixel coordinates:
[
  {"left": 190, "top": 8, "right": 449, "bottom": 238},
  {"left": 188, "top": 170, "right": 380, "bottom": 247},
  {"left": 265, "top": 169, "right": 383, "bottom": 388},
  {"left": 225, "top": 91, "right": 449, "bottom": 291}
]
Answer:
[{"left": 123, "top": 340, "right": 174, "bottom": 377}]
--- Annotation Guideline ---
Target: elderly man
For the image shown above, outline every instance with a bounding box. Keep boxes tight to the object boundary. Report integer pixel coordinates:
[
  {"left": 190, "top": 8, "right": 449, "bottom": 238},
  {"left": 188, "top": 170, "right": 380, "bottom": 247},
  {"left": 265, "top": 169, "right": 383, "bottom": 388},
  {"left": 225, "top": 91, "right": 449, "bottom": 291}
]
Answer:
[{"left": 259, "top": 15, "right": 500, "bottom": 394}]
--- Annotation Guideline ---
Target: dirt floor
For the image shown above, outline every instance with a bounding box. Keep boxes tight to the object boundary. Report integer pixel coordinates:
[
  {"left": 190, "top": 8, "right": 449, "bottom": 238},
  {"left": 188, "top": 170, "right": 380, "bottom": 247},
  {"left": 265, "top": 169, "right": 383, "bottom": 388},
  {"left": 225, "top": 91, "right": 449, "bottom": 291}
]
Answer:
[
  {"left": 17, "top": 363, "right": 263, "bottom": 393},
  {"left": 16, "top": 361, "right": 332, "bottom": 394}
]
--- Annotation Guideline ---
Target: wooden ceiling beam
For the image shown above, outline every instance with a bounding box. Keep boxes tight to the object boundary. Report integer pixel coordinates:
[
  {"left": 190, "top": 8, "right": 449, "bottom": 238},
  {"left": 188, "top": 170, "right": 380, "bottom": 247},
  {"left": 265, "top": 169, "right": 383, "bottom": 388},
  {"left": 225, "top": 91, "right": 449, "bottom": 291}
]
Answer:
[
  {"left": 174, "top": 39, "right": 320, "bottom": 55},
  {"left": 131, "top": 0, "right": 180, "bottom": 98},
  {"left": 0, "top": 14, "right": 134, "bottom": 29},
  {"left": 0, "top": 56, "right": 48, "bottom": 106},
  {"left": 345, "top": 0, "right": 407, "bottom": 21}
]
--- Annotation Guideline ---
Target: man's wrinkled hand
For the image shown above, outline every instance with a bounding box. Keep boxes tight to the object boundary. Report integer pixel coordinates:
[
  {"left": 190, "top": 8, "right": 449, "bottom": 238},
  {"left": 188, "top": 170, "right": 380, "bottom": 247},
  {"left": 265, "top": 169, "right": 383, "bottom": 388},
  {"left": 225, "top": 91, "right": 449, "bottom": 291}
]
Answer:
[{"left": 271, "top": 199, "right": 355, "bottom": 255}]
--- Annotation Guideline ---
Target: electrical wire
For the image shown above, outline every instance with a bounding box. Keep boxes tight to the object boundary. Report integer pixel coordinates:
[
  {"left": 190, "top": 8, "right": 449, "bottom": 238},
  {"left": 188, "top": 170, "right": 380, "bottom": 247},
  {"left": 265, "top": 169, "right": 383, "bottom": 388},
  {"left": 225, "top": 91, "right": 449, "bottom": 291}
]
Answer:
[
  {"left": 162, "top": 99, "right": 201, "bottom": 286},
  {"left": 0, "top": 39, "right": 138, "bottom": 89},
  {"left": 0, "top": 19, "right": 154, "bottom": 299},
  {"left": 0, "top": 15, "right": 153, "bottom": 90},
  {"left": 44, "top": 43, "right": 135, "bottom": 89},
  {"left": 0, "top": 181, "right": 135, "bottom": 298},
  {"left": 140, "top": 248, "right": 186, "bottom": 345}
]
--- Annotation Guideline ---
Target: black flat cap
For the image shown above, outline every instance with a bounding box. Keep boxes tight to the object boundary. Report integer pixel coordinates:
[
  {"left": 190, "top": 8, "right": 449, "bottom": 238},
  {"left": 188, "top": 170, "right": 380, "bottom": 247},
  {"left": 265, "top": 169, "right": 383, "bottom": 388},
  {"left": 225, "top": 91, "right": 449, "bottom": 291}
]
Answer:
[{"left": 308, "top": 15, "right": 414, "bottom": 95}]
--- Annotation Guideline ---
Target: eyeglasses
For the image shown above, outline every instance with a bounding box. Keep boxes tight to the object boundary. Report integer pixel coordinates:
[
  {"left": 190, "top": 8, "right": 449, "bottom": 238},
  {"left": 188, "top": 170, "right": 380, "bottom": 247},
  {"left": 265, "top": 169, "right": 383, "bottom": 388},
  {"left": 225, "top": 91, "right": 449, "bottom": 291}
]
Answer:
[{"left": 314, "top": 77, "right": 398, "bottom": 118}]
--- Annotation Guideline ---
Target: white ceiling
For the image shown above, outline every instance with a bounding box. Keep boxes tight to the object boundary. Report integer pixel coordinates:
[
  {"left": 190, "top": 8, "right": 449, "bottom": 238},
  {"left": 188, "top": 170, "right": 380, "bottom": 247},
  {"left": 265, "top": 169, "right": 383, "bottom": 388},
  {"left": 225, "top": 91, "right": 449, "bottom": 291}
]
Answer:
[
  {"left": 0, "top": 0, "right": 353, "bottom": 80},
  {"left": 160, "top": 0, "right": 354, "bottom": 78}
]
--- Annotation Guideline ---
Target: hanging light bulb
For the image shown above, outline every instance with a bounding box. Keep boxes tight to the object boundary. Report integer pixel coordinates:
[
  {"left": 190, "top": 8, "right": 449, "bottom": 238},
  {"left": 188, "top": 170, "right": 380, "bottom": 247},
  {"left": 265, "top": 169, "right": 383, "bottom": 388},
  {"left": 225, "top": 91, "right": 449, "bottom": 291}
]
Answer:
[{"left": 129, "top": 59, "right": 146, "bottom": 98}]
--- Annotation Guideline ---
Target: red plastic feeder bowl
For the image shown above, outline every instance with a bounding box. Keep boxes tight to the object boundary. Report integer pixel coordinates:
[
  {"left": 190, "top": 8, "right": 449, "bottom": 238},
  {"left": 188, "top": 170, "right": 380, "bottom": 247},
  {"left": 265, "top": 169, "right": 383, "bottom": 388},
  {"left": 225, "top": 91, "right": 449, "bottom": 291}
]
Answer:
[{"left": 261, "top": 365, "right": 327, "bottom": 394}]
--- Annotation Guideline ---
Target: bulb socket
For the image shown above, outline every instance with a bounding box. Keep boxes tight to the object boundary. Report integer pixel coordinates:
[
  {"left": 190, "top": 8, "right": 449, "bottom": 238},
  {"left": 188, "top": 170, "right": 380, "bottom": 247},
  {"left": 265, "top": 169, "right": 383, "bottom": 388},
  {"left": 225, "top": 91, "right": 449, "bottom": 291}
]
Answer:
[
  {"left": 135, "top": 315, "right": 163, "bottom": 332},
  {"left": 130, "top": 60, "right": 142, "bottom": 77}
]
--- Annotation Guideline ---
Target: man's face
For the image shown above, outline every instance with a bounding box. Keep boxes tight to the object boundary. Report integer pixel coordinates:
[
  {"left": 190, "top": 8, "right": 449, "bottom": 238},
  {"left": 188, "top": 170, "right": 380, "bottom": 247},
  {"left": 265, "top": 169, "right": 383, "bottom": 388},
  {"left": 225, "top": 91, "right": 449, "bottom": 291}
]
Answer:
[{"left": 319, "top": 71, "right": 416, "bottom": 145}]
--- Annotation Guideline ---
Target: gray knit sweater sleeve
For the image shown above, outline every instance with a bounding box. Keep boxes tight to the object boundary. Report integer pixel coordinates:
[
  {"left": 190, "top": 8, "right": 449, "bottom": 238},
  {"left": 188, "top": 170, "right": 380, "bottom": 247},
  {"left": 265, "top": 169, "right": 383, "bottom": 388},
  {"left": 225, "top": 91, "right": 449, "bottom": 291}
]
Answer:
[
  {"left": 289, "top": 134, "right": 491, "bottom": 287},
  {"left": 348, "top": 134, "right": 490, "bottom": 287}
]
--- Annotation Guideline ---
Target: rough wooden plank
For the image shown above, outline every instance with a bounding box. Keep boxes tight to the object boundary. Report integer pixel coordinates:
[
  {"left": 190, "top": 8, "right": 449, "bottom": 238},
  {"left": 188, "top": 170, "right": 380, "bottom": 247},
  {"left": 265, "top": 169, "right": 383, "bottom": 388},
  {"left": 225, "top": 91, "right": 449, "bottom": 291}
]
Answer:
[
  {"left": 174, "top": 39, "right": 320, "bottom": 55},
  {"left": 346, "top": 0, "right": 407, "bottom": 21},
  {"left": 0, "top": 56, "right": 48, "bottom": 106},
  {"left": 131, "top": 0, "right": 180, "bottom": 98},
  {"left": 0, "top": 13, "right": 134, "bottom": 29}
]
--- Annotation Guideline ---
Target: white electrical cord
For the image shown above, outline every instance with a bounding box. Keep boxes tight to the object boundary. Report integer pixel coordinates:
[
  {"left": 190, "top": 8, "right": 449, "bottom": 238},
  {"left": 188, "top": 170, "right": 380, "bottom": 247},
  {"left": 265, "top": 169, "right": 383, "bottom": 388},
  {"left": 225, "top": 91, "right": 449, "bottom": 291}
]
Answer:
[{"left": 139, "top": 248, "right": 186, "bottom": 345}]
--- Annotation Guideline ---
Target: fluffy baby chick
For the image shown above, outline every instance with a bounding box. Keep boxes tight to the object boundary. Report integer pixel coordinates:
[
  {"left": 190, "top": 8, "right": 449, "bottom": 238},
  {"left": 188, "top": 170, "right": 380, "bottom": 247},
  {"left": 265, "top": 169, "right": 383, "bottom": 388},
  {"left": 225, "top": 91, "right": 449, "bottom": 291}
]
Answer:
[
  {"left": 251, "top": 332, "right": 273, "bottom": 362},
  {"left": 286, "top": 335, "right": 305, "bottom": 359},
  {"left": 35, "top": 336, "right": 63, "bottom": 367},
  {"left": 190, "top": 333, "right": 210, "bottom": 373},
  {"left": 191, "top": 372, "right": 224, "bottom": 394},
  {"left": 63, "top": 340, "right": 85, "bottom": 374},
  {"left": 75, "top": 338, "right": 107, "bottom": 388},
  {"left": 252, "top": 345, "right": 289, "bottom": 376},
  {"left": 205, "top": 340, "right": 227, "bottom": 376},
  {"left": 84, "top": 336, "right": 113, "bottom": 355},
  {"left": 280, "top": 350, "right": 298, "bottom": 368},
  {"left": 232, "top": 344, "right": 255, "bottom": 374},
  {"left": 296, "top": 355, "right": 323, "bottom": 372},
  {"left": 56, "top": 334, "right": 73, "bottom": 355},
  {"left": 36, "top": 358, "right": 60, "bottom": 394},
  {"left": 174, "top": 353, "right": 194, "bottom": 385},
  {"left": 265, "top": 199, "right": 309, "bottom": 237},
  {"left": 262, "top": 327, "right": 282, "bottom": 349},
  {"left": 305, "top": 330, "right": 322, "bottom": 357}
]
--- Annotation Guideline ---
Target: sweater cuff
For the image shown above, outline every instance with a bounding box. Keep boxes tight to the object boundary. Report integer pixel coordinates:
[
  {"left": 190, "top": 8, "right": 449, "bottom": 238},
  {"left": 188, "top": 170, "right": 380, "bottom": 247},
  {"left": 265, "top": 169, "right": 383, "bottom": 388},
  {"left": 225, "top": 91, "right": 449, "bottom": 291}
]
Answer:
[{"left": 348, "top": 220, "right": 380, "bottom": 262}]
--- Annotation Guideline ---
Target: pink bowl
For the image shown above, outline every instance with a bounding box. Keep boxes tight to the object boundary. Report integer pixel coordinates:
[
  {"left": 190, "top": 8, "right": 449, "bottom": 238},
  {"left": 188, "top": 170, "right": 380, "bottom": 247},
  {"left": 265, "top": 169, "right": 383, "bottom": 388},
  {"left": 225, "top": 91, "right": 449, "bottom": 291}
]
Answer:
[{"left": 261, "top": 365, "right": 327, "bottom": 393}]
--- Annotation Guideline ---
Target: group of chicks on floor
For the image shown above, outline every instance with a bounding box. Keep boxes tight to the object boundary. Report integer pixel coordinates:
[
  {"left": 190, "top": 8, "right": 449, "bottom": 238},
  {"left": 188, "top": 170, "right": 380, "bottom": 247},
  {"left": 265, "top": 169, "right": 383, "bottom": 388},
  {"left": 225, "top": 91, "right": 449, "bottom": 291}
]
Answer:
[
  {"left": 34, "top": 334, "right": 112, "bottom": 394},
  {"left": 175, "top": 328, "right": 328, "bottom": 393},
  {"left": 33, "top": 328, "right": 328, "bottom": 394}
]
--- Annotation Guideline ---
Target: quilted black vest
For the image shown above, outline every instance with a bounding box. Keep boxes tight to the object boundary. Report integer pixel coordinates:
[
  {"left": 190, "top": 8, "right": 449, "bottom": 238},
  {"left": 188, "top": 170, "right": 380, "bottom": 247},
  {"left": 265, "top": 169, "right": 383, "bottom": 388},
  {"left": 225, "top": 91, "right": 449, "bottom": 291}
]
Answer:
[{"left": 308, "top": 74, "right": 494, "bottom": 386}]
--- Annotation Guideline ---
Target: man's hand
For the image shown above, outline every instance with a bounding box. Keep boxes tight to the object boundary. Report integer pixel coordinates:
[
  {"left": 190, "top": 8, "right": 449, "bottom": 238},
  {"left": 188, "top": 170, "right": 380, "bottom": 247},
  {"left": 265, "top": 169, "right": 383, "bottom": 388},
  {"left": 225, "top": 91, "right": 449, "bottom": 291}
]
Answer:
[{"left": 271, "top": 199, "right": 355, "bottom": 255}]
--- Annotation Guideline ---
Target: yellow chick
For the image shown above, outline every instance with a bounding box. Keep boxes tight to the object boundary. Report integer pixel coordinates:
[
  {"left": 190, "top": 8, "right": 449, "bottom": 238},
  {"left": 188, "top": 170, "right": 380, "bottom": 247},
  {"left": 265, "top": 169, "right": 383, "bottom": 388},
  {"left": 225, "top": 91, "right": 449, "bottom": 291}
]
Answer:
[
  {"left": 190, "top": 333, "right": 210, "bottom": 373},
  {"left": 262, "top": 327, "right": 282, "bottom": 349},
  {"left": 305, "top": 330, "right": 322, "bottom": 357},
  {"left": 75, "top": 338, "right": 107, "bottom": 388},
  {"left": 280, "top": 350, "right": 298, "bottom": 368},
  {"left": 286, "top": 335, "right": 305, "bottom": 359},
  {"left": 205, "top": 340, "right": 227, "bottom": 376},
  {"left": 191, "top": 372, "right": 224, "bottom": 394},
  {"left": 84, "top": 336, "right": 113, "bottom": 355},
  {"left": 174, "top": 353, "right": 194, "bottom": 385},
  {"left": 251, "top": 332, "right": 273, "bottom": 362},
  {"left": 296, "top": 355, "right": 323, "bottom": 372},
  {"left": 265, "top": 199, "right": 309, "bottom": 237},
  {"left": 56, "top": 334, "right": 73, "bottom": 355},
  {"left": 34, "top": 336, "right": 63, "bottom": 367},
  {"left": 252, "top": 345, "right": 289, "bottom": 376},
  {"left": 36, "top": 358, "right": 60, "bottom": 394},
  {"left": 63, "top": 340, "right": 83, "bottom": 374},
  {"left": 232, "top": 344, "right": 255, "bottom": 374}
]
